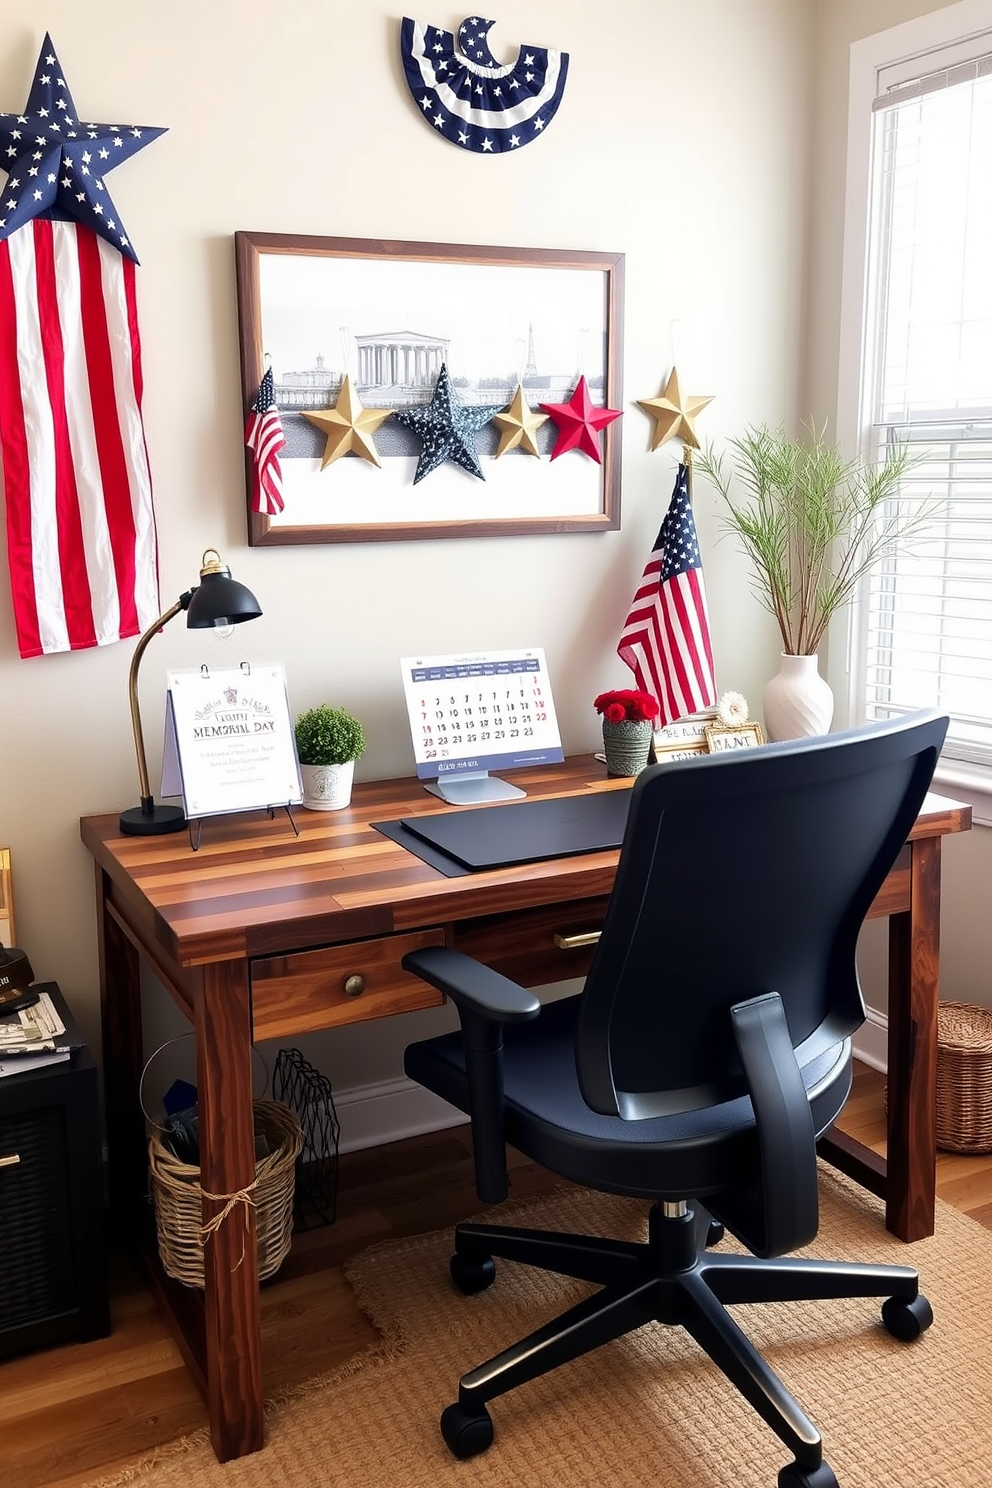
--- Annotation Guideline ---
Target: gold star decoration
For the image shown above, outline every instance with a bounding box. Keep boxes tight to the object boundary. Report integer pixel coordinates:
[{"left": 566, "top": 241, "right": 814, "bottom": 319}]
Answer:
[
  {"left": 637, "top": 367, "right": 714, "bottom": 452},
  {"left": 302, "top": 375, "right": 392, "bottom": 468},
  {"left": 492, "top": 384, "right": 549, "bottom": 458}
]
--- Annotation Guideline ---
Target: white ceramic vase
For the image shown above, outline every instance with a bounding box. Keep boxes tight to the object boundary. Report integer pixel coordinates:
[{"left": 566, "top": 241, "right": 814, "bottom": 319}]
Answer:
[
  {"left": 300, "top": 759, "right": 355, "bottom": 811},
  {"left": 762, "top": 653, "right": 834, "bottom": 742}
]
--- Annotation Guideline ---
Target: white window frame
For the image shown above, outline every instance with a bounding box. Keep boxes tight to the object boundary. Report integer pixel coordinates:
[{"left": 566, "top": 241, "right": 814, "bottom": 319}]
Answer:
[{"left": 834, "top": 0, "right": 992, "bottom": 824}]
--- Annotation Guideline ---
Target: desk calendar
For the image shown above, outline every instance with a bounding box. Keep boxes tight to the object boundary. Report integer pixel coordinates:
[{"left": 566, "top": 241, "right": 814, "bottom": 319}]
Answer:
[{"left": 400, "top": 649, "right": 564, "bottom": 804}]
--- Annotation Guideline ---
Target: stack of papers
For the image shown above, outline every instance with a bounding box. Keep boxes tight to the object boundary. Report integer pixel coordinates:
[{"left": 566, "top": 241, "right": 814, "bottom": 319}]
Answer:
[{"left": 0, "top": 991, "right": 67, "bottom": 1053}]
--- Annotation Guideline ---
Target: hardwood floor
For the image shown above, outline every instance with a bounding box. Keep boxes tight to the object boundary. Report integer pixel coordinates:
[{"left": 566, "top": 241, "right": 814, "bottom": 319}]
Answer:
[{"left": 4, "top": 1063, "right": 992, "bottom": 1488}]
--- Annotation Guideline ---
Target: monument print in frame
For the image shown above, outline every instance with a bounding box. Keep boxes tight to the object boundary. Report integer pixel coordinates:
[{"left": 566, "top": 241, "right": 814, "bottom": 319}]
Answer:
[{"left": 235, "top": 233, "right": 624, "bottom": 546}]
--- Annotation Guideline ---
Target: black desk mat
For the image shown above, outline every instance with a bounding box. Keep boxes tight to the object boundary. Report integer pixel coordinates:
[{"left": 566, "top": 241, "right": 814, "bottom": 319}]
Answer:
[{"left": 373, "top": 788, "right": 632, "bottom": 877}]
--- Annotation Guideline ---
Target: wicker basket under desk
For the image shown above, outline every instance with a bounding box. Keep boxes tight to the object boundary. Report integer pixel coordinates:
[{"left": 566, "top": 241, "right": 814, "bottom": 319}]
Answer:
[
  {"left": 935, "top": 1002, "right": 992, "bottom": 1154},
  {"left": 148, "top": 1099, "right": 301, "bottom": 1287}
]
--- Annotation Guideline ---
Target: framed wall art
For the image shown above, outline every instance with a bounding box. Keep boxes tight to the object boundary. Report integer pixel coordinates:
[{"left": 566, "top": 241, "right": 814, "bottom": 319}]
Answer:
[{"left": 235, "top": 232, "right": 624, "bottom": 546}]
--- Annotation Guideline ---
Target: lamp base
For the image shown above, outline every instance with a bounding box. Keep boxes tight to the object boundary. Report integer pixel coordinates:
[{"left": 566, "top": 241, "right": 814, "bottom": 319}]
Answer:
[{"left": 119, "top": 802, "right": 187, "bottom": 836}]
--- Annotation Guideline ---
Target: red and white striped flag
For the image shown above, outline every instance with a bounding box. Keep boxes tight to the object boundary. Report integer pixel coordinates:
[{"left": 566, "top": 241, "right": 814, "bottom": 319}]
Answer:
[
  {"left": 617, "top": 462, "right": 717, "bottom": 728},
  {"left": 246, "top": 366, "right": 286, "bottom": 516},
  {"left": 0, "top": 220, "right": 160, "bottom": 659}
]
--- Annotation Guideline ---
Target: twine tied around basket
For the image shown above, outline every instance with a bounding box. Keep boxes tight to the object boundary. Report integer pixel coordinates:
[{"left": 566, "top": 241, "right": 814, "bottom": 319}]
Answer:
[{"left": 140, "top": 1036, "right": 300, "bottom": 1285}]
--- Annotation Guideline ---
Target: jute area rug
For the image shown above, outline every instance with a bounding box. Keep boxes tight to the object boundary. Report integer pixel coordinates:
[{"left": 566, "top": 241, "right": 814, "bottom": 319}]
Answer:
[{"left": 97, "top": 1169, "right": 991, "bottom": 1488}]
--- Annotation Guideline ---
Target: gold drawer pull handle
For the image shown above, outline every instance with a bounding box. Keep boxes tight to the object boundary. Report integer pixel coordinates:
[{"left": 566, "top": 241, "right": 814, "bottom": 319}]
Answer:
[
  {"left": 343, "top": 974, "right": 366, "bottom": 997},
  {"left": 553, "top": 930, "right": 602, "bottom": 950},
  {"left": 0, "top": 1153, "right": 20, "bottom": 1168}
]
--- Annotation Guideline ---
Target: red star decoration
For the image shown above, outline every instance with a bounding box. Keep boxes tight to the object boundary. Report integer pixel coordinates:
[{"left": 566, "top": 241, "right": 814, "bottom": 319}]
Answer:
[{"left": 539, "top": 376, "right": 622, "bottom": 463}]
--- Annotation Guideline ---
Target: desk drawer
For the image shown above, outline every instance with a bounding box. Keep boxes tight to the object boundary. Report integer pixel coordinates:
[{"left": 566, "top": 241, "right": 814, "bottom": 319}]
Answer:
[
  {"left": 250, "top": 929, "right": 447, "bottom": 1041},
  {"left": 454, "top": 897, "right": 610, "bottom": 985}
]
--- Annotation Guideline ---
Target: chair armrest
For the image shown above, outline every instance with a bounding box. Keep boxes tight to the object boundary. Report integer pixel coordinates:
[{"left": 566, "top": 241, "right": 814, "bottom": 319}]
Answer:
[
  {"left": 728, "top": 991, "right": 820, "bottom": 1258},
  {"left": 401, "top": 946, "right": 541, "bottom": 1022},
  {"left": 402, "top": 946, "right": 540, "bottom": 1203}
]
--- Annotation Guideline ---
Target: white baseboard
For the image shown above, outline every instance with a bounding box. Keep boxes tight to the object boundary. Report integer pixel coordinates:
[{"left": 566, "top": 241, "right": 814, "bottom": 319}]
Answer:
[
  {"left": 335, "top": 1075, "right": 467, "bottom": 1153},
  {"left": 852, "top": 1007, "right": 888, "bottom": 1074},
  {"left": 334, "top": 1013, "right": 891, "bottom": 1153}
]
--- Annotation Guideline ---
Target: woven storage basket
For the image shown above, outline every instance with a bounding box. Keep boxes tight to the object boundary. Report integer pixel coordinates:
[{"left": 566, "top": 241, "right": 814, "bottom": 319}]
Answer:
[
  {"left": 148, "top": 1099, "right": 302, "bottom": 1287},
  {"left": 935, "top": 1002, "right": 992, "bottom": 1154}
]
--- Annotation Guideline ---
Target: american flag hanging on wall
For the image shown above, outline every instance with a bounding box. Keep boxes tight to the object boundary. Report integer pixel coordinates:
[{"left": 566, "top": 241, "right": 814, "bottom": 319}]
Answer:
[
  {"left": 0, "top": 33, "right": 166, "bottom": 659},
  {"left": 245, "top": 366, "right": 286, "bottom": 516},
  {"left": 618, "top": 462, "right": 717, "bottom": 729}
]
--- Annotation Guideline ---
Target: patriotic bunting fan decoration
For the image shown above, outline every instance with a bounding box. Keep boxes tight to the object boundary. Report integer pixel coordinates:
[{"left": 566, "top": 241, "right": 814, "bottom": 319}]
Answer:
[
  {"left": 400, "top": 16, "right": 569, "bottom": 154},
  {"left": 0, "top": 34, "right": 166, "bottom": 659}
]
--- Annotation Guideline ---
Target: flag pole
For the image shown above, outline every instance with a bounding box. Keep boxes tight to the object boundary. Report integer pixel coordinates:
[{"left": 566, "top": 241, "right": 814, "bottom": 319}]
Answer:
[{"left": 683, "top": 442, "right": 694, "bottom": 498}]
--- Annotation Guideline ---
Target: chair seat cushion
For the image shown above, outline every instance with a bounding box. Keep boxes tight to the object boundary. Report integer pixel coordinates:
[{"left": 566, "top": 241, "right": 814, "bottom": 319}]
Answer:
[{"left": 404, "top": 994, "right": 852, "bottom": 1200}]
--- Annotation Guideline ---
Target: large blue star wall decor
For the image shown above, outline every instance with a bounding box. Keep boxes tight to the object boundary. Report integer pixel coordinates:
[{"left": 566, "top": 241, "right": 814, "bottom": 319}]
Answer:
[
  {"left": 393, "top": 364, "right": 503, "bottom": 482},
  {"left": 0, "top": 32, "right": 166, "bottom": 262},
  {"left": 400, "top": 16, "right": 569, "bottom": 154}
]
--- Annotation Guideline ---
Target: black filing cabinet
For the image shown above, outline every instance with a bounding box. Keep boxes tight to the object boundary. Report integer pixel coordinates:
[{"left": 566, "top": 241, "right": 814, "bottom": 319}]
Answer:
[{"left": 0, "top": 986, "right": 110, "bottom": 1359}]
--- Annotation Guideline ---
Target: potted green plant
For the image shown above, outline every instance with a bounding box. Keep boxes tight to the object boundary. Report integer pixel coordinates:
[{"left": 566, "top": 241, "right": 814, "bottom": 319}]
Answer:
[
  {"left": 694, "top": 423, "right": 931, "bottom": 739},
  {"left": 293, "top": 704, "right": 366, "bottom": 811}
]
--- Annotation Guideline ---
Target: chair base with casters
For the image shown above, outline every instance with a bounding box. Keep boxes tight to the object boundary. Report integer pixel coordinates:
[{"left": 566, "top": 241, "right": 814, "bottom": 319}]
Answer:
[{"left": 436, "top": 1199, "right": 932, "bottom": 1488}]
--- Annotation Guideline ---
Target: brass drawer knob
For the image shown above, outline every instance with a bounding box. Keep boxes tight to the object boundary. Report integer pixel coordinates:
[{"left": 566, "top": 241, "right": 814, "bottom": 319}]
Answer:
[
  {"left": 343, "top": 974, "right": 366, "bottom": 997},
  {"left": 553, "top": 930, "right": 602, "bottom": 950}
]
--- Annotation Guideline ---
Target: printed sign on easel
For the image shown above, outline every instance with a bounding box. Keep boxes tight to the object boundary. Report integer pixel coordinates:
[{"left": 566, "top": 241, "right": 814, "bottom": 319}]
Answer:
[{"left": 161, "top": 663, "right": 302, "bottom": 820}]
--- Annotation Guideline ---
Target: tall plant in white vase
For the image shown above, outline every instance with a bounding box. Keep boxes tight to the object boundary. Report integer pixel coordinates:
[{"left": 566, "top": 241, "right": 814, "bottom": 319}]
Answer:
[{"left": 694, "top": 424, "right": 930, "bottom": 740}]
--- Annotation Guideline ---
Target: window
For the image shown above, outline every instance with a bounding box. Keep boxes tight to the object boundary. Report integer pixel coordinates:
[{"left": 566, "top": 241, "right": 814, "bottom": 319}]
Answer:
[{"left": 839, "top": 6, "right": 992, "bottom": 801}]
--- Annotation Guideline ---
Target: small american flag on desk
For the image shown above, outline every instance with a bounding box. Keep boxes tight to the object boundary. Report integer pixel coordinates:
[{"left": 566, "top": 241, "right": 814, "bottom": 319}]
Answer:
[
  {"left": 245, "top": 365, "right": 286, "bottom": 516},
  {"left": 618, "top": 462, "right": 717, "bottom": 729}
]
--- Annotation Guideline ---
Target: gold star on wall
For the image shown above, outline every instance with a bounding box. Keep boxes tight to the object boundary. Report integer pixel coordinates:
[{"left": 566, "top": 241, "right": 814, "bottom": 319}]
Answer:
[
  {"left": 303, "top": 375, "right": 392, "bottom": 468},
  {"left": 492, "top": 384, "right": 549, "bottom": 458},
  {"left": 637, "top": 367, "right": 714, "bottom": 451}
]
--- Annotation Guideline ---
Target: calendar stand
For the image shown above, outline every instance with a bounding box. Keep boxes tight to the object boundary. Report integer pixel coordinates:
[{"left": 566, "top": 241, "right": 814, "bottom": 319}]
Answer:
[
  {"left": 401, "top": 648, "right": 564, "bottom": 803},
  {"left": 425, "top": 772, "right": 526, "bottom": 805}
]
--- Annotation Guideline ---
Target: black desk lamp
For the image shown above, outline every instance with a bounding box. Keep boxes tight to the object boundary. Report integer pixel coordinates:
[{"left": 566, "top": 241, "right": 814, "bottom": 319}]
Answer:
[{"left": 119, "top": 549, "right": 263, "bottom": 836}]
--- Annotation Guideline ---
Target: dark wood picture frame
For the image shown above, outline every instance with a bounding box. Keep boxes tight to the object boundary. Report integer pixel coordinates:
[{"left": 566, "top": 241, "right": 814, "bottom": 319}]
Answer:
[{"left": 235, "top": 232, "right": 624, "bottom": 546}]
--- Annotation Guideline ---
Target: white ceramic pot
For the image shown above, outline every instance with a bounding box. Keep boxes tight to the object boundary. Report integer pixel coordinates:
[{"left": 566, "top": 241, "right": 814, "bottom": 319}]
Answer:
[
  {"left": 300, "top": 759, "right": 355, "bottom": 811},
  {"left": 762, "top": 653, "right": 834, "bottom": 741}
]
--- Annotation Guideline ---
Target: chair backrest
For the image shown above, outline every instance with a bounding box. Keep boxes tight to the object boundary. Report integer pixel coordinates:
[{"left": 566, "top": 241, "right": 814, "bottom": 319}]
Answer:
[{"left": 575, "top": 710, "right": 948, "bottom": 1119}]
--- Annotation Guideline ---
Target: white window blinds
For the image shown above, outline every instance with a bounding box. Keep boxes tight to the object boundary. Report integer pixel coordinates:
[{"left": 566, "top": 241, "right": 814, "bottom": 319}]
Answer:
[{"left": 860, "top": 38, "right": 992, "bottom": 764}]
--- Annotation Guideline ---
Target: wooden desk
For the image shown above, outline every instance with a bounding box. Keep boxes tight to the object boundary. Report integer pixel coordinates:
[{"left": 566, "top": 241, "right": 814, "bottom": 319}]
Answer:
[{"left": 80, "top": 757, "right": 970, "bottom": 1463}]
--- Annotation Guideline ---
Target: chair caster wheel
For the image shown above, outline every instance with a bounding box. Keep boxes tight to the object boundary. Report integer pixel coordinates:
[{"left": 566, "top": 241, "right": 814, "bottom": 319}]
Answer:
[
  {"left": 440, "top": 1401, "right": 494, "bottom": 1459},
  {"left": 450, "top": 1251, "right": 496, "bottom": 1294},
  {"left": 881, "top": 1291, "right": 933, "bottom": 1341},
  {"left": 778, "top": 1459, "right": 839, "bottom": 1488},
  {"left": 706, "top": 1219, "right": 725, "bottom": 1247}
]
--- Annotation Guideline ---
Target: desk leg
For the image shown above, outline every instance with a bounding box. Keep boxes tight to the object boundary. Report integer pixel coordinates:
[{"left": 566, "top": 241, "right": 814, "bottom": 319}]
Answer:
[
  {"left": 885, "top": 837, "right": 941, "bottom": 1242},
  {"left": 195, "top": 961, "right": 265, "bottom": 1461},
  {"left": 94, "top": 868, "right": 148, "bottom": 1224}
]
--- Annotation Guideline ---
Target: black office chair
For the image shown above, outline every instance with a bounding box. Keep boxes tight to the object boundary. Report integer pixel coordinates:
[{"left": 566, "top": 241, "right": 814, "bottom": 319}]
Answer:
[{"left": 401, "top": 710, "right": 949, "bottom": 1488}]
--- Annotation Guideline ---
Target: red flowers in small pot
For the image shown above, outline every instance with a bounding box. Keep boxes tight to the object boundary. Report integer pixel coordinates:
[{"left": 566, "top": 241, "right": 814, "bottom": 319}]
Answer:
[{"left": 593, "top": 689, "right": 660, "bottom": 724}]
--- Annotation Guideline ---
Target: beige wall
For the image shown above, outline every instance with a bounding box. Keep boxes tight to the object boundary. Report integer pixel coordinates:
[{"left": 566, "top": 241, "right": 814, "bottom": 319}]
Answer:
[
  {"left": 2, "top": 0, "right": 986, "bottom": 1097},
  {"left": 0, "top": 0, "right": 814, "bottom": 1077}
]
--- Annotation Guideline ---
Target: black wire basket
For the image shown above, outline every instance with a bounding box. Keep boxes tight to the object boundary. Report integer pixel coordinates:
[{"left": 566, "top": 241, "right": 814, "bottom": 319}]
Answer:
[{"left": 272, "top": 1047, "right": 341, "bottom": 1229}]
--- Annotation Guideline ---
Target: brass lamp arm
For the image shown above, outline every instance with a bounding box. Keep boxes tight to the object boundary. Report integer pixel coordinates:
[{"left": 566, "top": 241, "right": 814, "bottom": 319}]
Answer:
[{"left": 127, "top": 593, "right": 192, "bottom": 807}]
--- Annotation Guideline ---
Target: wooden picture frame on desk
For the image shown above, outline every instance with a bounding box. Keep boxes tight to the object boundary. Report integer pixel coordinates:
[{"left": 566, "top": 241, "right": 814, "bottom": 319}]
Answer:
[
  {"left": 235, "top": 232, "right": 625, "bottom": 547},
  {"left": 0, "top": 846, "right": 14, "bottom": 946},
  {"left": 705, "top": 721, "right": 765, "bottom": 752}
]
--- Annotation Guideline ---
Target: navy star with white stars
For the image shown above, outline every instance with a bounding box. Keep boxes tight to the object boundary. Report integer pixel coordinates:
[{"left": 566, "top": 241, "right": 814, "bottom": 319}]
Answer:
[
  {"left": 393, "top": 364, "right": 502, "bottom": 483},
  {"left": 0, "top": 32, "right": 166, "bottom": 262}
]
